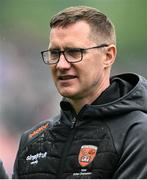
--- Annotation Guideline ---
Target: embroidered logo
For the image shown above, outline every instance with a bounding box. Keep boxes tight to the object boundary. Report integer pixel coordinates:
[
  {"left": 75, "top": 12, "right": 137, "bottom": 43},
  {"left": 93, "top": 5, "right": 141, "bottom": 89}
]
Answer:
[
  {"left": 29, "top": 123, "right": 48, "bottom": 139},
  {"left": 78, "top": 145, "right": 97, "bottom": 167},
  {"left": 26, "top": 152, "right": 47, "bottom": 165}
]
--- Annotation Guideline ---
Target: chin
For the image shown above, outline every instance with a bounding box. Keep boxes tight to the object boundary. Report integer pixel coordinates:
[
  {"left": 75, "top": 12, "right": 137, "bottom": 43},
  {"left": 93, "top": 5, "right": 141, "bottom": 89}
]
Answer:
[
  {"left": 58, "top": 89, "right": 77, "bottom": 98},
  {"left": 60, "top": 92, "right": 75, "bottom": 98}
]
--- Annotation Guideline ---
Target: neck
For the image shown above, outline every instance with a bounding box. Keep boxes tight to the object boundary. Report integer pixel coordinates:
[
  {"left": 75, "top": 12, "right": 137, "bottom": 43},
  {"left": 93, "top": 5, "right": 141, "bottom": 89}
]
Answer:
[{"left": 68, "top": 79, "right": 110, "bottom": 113}]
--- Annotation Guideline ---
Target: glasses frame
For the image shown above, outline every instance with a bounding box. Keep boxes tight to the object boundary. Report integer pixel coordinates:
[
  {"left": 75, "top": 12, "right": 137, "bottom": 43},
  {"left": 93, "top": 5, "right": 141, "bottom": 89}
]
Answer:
[{"left": 41, "top": 44, "right": 108, "bottom": 65}]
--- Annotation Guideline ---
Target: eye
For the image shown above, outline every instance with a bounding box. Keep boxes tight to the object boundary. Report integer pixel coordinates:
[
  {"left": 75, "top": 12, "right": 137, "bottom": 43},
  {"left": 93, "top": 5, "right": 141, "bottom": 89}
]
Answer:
[
  {"left": 49, "top": 50, "right": 59, "bottom": 59},
  {"left": 66, "top": 48, "right": 82, "bottom": 58}
]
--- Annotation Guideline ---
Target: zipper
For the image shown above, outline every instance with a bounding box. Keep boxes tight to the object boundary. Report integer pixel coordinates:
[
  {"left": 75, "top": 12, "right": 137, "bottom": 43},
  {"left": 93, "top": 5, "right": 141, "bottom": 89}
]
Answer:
[
  {"left": 71, "top": 117, "right": 76, "bottom": 128},
  {"left": 56, "top": 117, "right": 77, "bottom": 178},
  {"left": 56, "top": 105, "right": 88, "bottom": 178}
]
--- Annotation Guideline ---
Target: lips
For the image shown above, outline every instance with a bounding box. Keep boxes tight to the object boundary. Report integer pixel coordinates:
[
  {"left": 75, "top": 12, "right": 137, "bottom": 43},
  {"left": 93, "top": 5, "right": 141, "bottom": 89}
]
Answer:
[{"left": 58, "top": 75, "right": 77, "bottom": 80}]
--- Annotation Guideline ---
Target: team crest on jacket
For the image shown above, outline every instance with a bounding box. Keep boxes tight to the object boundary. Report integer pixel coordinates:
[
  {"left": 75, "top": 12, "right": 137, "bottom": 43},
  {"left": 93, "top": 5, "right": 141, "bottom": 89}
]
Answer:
[{"left": 78, "top": 145, "right": 97, "bottom": 167}]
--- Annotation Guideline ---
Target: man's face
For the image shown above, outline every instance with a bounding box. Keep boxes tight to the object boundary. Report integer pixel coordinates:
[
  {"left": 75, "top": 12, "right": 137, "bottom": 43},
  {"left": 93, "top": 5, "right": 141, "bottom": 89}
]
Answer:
[{"left": 49, "top": 21, "right": 111, "bottom": 100}]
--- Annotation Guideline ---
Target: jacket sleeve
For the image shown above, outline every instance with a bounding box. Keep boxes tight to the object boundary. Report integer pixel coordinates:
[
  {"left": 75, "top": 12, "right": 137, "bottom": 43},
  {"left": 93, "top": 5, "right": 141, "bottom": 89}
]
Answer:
[
  {"left": 0, "top": 160, "right": 8, "bottom": 179},
  {"left": 112, "top": 118, "right": 147, "bottom": 178},
  {"left": 12, "top": 133, "right": 27, "bottom": 179},
  {"left": 12, "top": 116, "right": 60, "bottom": 178},
  {"left": 12, "top": 120, "right": 49, "bottom": 178}
]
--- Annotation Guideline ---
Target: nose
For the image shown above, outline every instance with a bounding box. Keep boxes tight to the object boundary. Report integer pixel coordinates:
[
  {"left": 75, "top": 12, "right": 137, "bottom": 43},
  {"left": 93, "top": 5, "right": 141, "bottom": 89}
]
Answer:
[{"left": 56, "top": 53, "right": 71, "bottom": 70}]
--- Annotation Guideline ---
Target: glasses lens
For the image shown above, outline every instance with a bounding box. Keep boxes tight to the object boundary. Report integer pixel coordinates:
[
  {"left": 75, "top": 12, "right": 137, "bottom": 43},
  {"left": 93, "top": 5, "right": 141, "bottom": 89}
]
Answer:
[
  {"left": 42, "top": 51, "right": 49, "bottom": 64},
  {"left": 65, "top": 49, "right": 82, "bottom": 62},
  {"left": 42, "top": 48, "right": 82, "bottom": 64},
  {"left": 43, "top": 50, "right": 59, "bottom": 64},
  {"left": 49, "top": 50, "right": 59, "bottom": 63}
]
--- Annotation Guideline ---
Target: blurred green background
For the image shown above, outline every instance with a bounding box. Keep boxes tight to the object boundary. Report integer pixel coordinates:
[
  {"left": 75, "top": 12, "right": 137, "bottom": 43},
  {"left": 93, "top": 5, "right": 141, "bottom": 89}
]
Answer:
[{"left": 0, "top": 0, "right": 147, "bottom": 177}]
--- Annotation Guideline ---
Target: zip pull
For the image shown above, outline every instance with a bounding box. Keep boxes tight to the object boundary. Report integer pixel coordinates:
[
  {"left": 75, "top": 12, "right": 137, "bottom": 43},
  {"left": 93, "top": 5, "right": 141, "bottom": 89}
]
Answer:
[{"left": 71, "top": 117, "right": 76, "bottom": 128}]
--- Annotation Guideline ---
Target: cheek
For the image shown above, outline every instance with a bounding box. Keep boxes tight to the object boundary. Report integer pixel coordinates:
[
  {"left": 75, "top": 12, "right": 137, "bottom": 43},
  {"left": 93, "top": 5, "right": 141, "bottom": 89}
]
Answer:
[
  {"left": 78, "top": 63, "right": 97, "bottom": 84},
  {"left": 50, "top": 67, "right": 57, "bottom": 81},
  {"left": 82, "top": 58, "right": 104, "bottom": 81},
  {"left": 84, "top": 54, "right": 103, "bottom": 72}
]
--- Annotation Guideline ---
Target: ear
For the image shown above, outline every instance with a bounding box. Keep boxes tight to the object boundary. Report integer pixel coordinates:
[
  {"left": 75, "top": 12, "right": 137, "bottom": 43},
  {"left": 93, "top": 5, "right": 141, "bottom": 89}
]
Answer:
[{"left": 104, "top": 44, "right": 117, "bottom": 68}]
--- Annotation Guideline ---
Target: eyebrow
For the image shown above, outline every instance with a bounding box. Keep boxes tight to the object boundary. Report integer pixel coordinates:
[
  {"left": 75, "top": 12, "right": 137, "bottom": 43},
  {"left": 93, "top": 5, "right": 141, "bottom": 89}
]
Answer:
[
  {"left": 49, "top": 46, "right": 83, "bottom": 51},
  {"left": 48, "top": 47, "right": 60, "bottom": 51}
]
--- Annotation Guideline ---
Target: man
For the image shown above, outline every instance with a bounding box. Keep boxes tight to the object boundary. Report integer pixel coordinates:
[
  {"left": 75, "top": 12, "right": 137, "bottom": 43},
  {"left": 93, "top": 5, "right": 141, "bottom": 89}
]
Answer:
[
  {"left": 13, "top": 6, "right": 147, "bottom": 178},
  {"left": 0, "top": 160, "right": 8, "bottom": 179}
]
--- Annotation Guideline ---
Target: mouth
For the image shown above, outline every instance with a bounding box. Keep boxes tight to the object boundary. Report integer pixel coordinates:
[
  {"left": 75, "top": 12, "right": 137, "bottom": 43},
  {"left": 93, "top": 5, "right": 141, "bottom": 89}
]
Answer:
[{"left": 58, "top": 75, "right": 77, "bottom": 81}]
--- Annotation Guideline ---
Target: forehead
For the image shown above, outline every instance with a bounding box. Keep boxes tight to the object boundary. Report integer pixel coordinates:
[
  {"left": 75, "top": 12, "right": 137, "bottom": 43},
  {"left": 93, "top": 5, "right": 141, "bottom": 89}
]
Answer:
[{"left": 49, "top": 21, "right": 94, "bottom": 47}]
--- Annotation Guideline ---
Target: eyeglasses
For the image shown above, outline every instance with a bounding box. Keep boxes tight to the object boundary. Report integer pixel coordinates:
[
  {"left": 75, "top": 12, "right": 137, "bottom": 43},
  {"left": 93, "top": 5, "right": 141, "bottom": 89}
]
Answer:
[{"left": 41, "top": 44, "right": 108, "bottom": 65}]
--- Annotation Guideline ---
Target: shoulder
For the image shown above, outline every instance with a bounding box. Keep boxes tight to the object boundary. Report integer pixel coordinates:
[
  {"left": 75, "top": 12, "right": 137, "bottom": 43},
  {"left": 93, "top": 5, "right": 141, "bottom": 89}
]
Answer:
[
  {"left": 0, "top": 159, "right": 8, "bottom": 179},
  {"left": 112, "top": 112, "right": 147, "bottom": 178},
  {"left": 0, "top": 159, "right": 2, "bottom": 166},
  {"left": 106, "top": 110, "right": 147, "bottom": 152},
  {"left": 19, "top": 115, "right": 60, "bottom": 152},
  {"left": 125, "top": 111, "right": 147, "bottom": 144},
  {"left": 0, "top": 160, "right": 3, "bottom": 170}
]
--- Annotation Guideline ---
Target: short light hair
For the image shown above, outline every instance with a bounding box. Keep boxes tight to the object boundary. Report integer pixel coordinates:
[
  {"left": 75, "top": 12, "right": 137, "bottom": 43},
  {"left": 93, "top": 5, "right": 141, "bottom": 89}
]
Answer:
[{"left": 50, "top": 6, "right": 116, "bottom": 44}]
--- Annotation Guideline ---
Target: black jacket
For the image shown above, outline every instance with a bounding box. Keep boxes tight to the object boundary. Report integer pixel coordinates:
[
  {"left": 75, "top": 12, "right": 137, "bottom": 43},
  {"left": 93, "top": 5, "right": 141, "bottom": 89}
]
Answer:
[
  {"left": 0, "top": 160, "right": 8, "bottom": 179},
  {"left": 13, "top": 73, "right": 147, "bottom": 178}
]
